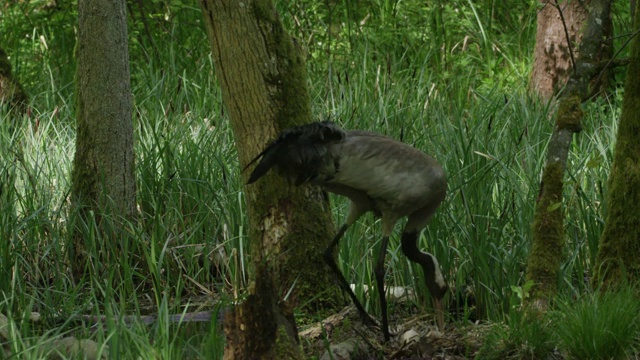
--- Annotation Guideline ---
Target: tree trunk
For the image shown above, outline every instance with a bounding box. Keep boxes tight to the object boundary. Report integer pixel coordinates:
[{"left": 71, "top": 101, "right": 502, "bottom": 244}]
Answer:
[
  {"left": 200, "top": 0, "right": 338, "bottom": 358},
  {"left": 526, "top": 0, "right": 612, "bottom": 307},
  {"left": 530, "top": 0, "right": 612, "bottom": 100},
  {"left": 592, "top": 6, "right": 640, "bottom": 289},
  {"left": 0, "top": 47, "right": 27, "bottom": 113},
  {"left": 71, "top": 0, "right": 136, "bottom": 279}
]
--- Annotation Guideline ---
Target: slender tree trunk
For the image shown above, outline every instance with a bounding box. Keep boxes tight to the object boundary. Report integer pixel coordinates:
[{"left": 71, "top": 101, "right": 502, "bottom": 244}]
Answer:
[
  {"left": 200, "top": 0, "right": 338, "bottom": 358},
  {"left": 526, "top": 0, "right": 612, "bottom": 307},
  {"left": 592, "top": 6, "right": 640, "bottom": 289},
  {"left": 71, "top": 0, "right": 136, "bottom": 279}
]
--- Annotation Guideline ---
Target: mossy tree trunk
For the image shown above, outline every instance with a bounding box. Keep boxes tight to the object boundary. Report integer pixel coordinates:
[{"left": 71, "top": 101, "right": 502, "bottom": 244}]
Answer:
[
  {"left": 526, "top": 0, "right": 612, "bottom": 307},
  {"left": 592, "top": 7, "right": 640, "bottom": 289},
  {"left": 71, "top": 0, "right": 136, "bottom": 279},
  {"left": 200, "top": 0, "right": 338, "bottom": 358}
]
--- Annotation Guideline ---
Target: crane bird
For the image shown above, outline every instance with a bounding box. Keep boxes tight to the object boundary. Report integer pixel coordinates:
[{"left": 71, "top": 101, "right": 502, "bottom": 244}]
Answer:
[{"left": 245, "top": 121, "right": 448, "bottom": 341}]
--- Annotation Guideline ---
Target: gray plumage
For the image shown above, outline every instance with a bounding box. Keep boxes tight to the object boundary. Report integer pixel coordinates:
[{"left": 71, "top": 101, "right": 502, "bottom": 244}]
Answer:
[
  {"left": 246, "top": 121, "right": 346, "bottom": 185},
  {"left": 246, "top": 121, "right": 448, "bottom": 341}
]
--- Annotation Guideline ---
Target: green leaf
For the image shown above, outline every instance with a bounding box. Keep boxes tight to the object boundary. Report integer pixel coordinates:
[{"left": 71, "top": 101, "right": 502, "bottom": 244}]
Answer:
[{"left": 547, "top": 202, "right": 562, "bottom": 212}]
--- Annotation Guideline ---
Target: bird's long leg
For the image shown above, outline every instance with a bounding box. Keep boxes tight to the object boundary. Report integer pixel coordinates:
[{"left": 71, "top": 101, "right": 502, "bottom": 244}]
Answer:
[
  {"left": 323, "top": 224, "right": 377, "bottom": 327},
  {"left": 400, "top": 230, "right": 448, "bottom": 330},
  {"left": 374, "top": 235, "right": 390, "bottom": 341}
]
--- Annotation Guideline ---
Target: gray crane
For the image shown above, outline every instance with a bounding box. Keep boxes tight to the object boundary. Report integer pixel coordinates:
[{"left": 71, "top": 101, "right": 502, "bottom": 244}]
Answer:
[{"left": 245, "top": 121, "right": 448, "bottom": 341}]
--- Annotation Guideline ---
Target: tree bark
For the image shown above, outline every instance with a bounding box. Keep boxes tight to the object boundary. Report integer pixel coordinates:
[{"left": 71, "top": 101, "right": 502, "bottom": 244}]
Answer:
[
  {"left": 0, "top": 47, "right": 28, "bottom": 113},
  {"left": 71, "top": 0, "right": 136, "bottom": 278},
  {"left": 592, "top": 6, "right": 640, "bottom": 289},
  {"left": 526, "top": 0, "right": 612, "bottom": 306},
  {"left": 200, "top": 0, "right": 338, "bottom": 358},
  {"left": 530, "top": 0, "right": 612, "bottom": 100}
]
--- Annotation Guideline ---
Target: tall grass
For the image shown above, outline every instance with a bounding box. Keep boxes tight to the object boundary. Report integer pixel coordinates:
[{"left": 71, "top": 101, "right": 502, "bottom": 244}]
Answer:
[{"left": 0, "top": 0, "right": 631, "bottom": 357}]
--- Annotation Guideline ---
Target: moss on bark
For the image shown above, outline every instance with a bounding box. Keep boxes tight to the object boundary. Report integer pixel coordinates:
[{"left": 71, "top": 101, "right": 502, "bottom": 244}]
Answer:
[
  {"left": 592, "top": 5, "right": 640, "bottom": 289},
  {"left": 223, "top": 264, "right": 302, "bottom": 360},
  {"left": 556, "top": 96, "right": 583, "bottom": 133},
  {"left": 243, "top": 0, "right": 340, "bottom": 311},
  {"left": 200, "top": 0, "right": 340, "bottom": 357},
  {"left": 528, "top": 163, "right": 565, "bottom": 298},
  {"left": 526, "top": 0, "right": 612, "bottom": 304}
]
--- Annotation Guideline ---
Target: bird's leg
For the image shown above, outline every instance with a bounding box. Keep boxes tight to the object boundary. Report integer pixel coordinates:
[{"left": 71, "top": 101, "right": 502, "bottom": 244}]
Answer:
[
  {"left": 400, "top": 230, "right": 448, "bottom": 330},
  {"left": 323, "top": 224, "right": 377, "bottom": 327},
  {"left": 374, "top": 235, "right": 390, "bottom": 342}
]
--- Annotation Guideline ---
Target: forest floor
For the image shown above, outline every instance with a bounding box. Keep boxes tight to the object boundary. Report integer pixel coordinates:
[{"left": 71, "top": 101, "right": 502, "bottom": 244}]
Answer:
[{"left": 300, "top": 301, "right": 491, "bottom": 360}]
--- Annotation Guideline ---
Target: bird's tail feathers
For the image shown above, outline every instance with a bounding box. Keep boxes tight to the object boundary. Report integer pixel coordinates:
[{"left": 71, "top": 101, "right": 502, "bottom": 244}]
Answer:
[{"left": 245, "top": 121, "right": 345, "bottom": 185}]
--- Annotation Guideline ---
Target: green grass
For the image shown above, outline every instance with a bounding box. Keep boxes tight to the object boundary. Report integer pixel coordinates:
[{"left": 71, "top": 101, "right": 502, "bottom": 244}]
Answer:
[
  {"left": 0, "top": 0, "right": 636, "bottom": 358},
  {"left": 477, "top": 310, "right": 555, "bottom": 360},
  {"left": 478, "top": 286, "right": 640, "bottom": 360},
  {"left": 554, "top": 288, "right": 640, "bottom": 360}
]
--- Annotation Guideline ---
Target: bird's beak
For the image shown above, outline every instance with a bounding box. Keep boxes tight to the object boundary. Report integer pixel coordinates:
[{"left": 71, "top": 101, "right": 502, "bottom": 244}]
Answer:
[{"left": 434, "top": 298, "right": 445, "bottom": 331}]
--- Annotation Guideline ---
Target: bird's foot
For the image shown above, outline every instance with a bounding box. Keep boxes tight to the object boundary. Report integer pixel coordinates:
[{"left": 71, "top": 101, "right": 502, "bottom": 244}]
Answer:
[{"left": 358, "top": 312, "right": 393, "bottom": 341}]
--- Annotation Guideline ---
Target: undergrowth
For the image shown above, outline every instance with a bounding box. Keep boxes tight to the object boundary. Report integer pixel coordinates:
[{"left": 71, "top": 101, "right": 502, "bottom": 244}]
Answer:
[{"left": 0, "top": 0, "right": 634, "bottom": 358}]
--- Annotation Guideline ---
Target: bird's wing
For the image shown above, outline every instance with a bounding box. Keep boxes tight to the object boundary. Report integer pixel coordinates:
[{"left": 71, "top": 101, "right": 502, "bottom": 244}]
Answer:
[
  {"left": 326, "top": 131, "right": 446, "bottom": 212},
  {"left": 245, "top": 121, "right": 346, "bottom": 185}
]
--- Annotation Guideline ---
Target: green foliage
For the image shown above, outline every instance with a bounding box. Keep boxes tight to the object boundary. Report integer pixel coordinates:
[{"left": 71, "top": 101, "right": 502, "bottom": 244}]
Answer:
[
  {"left": 278, "top": 0, "right": 537, "bottom": 93},
  {"left": 0, "top": 107, "right": 230, "bottom": 358},
  {"left": 477, "top": 310, "right": 555, "bottom": 360},
  {"left": 477, "top": 280, "right": 552, "bottom": 359},
  {"left": 0, "top": 0, "right": 77, "bottom": 105},
  {"left": 0, "top": 0, "right": 635, "bottom": 357},
  {"left": 479, "top": 286, "right": 640, "bottom": 360},
  {"left": 509, "top": 280, "right": 534, "bottom": 309},
  {"left": 554, "top": 288, "right": 640, "bottom": 360}
]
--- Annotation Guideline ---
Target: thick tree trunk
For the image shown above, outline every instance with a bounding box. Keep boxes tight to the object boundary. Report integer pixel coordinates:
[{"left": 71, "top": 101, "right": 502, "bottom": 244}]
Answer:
[
  {"left": 530, "top": 0, "right": 612, "bottom": 100},
  {"left": 71, "top": 0, "right": 136, "bottom": 278},
  {"left": 200, "top": 0, "right": 338, "bottom": 358},
  {"left": 0, "top": 47, "right": 27, "bottom": 113},
  {"left": 592, "top": 6, "right": 640, "bottom": 289},
  {"left": 530, "top": 0, "right": 588, "bottom": 100},
  {"left": 526, "top": 0, "right": 612, "bottom": 306}
]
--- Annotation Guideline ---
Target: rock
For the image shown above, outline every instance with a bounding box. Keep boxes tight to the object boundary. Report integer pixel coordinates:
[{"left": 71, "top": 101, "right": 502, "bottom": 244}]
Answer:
[
  {"left": 427, "top": 328, "right": 443, "bottom": 339},
  {"left": 320, "top": 340, "right": 359, "bottom": 360},
  {"left": 0, "top": 313, "right": 8, "bottom": 341},
  {"left": 0, "top": 313, "right": 10, "bottom": 358},
  {"left": 46, "top": 336, "right": 108, "bottom": 360},
  {"left": 29, "top": 312, "right": 41, "bottom": 322},
  {"left": 401, "top": 329, "right": 421, "bottom": 345}
]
